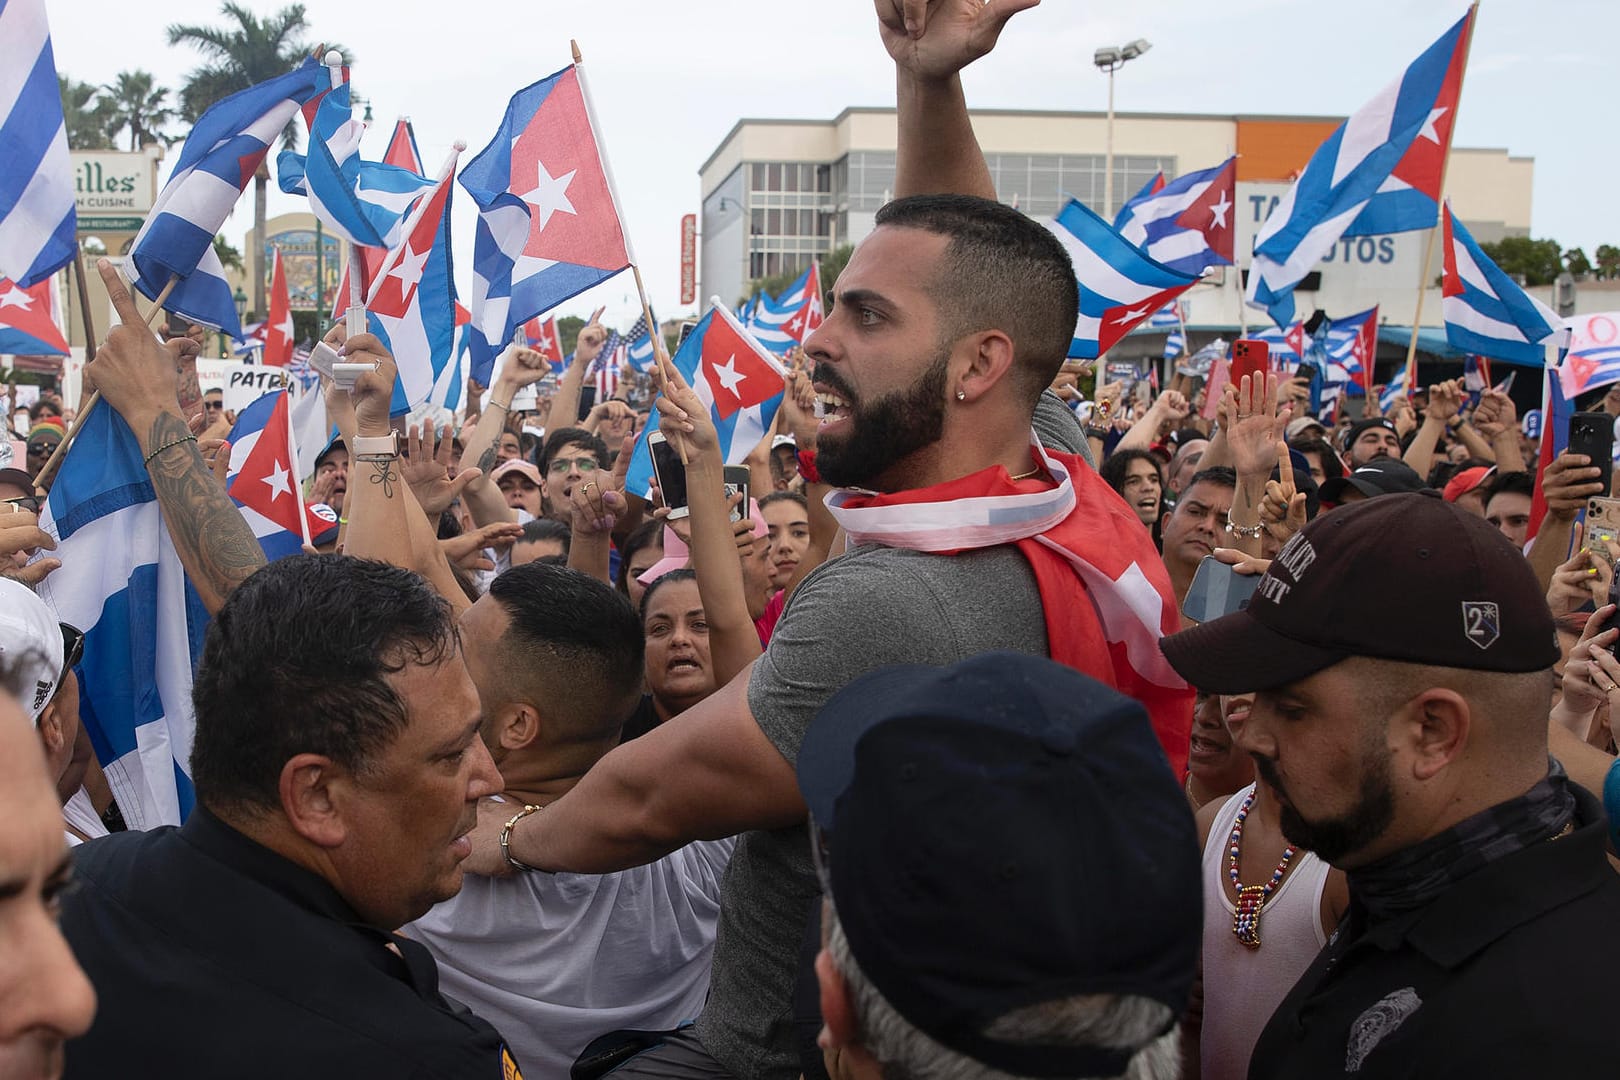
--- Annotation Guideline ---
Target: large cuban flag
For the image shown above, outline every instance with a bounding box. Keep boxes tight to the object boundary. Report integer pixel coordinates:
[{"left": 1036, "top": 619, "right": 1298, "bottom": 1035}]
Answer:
[
  {"left": 1440, "top": 202, "right": 1561, "bottom": 368},
  {"left": 127, "top": 57, "right": 326, "bottom": 335},
  {"left": 1047, "top": 198, "right": 1199, "bottom": 358},
  {"left": 623, "top": 299, "right": 787, "bottom": 498},
  {"left": 36, "top": 405, "right": 208, "bottom": 829},
  {"left": 1247, "top": 10, "right": 1475, "bottom": 328},
  {"left": 460, "top": 64, "right": 632, "bottom": 385}
]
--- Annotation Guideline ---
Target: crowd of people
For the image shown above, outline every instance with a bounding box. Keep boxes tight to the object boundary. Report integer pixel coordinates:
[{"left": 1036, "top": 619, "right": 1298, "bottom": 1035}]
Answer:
[{"left": 6, "top": 3, "right": 1620, "bottom": 1079}]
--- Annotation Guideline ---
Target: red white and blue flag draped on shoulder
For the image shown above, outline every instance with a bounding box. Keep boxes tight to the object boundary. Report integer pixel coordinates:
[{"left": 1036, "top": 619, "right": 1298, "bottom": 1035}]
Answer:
[
  {"left": 0, "top": 0, "right": 76, "bottom": 286},
  {"left": 461, "top": 64, "right": 632, "bottom": 386},
  {"left": 36, "top": 404, "right": 209, "bottom": 829},
  {"left": 0, "top": 275, "right": 69, "bottom": 355},
  {"left": 824, "top": 437, "right": 1194, "bottom": 775},
  {"left": 622, "top": 300, "right": 787, "bottom": 498},
  {"left": 1113, "top": 157, "right": 1237, "bottom": 277},
  {"left": 1441, "top": 202, "right": 1561, "bottom": 368},
  {"left": 226, "top": 389, "right": 329, "bottom": 559},
  {"left": 1046, "top": 197, "right": 1199, "bottom": 358},
  {"left": 127, "top": 57, "right": 327, "bottom": 337},
  {"left": 1246, "top": 8, "right": 1475, "bottom": 329}
]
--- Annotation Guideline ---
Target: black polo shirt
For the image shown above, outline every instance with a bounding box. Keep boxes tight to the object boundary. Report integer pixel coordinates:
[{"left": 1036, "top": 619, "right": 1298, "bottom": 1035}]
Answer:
[
  {"left": 1249, "top": 783, "right": 1620, "bottom": 1078},
  {"left": 61, "top": 806, "right": 523, "bottom": 1079}
]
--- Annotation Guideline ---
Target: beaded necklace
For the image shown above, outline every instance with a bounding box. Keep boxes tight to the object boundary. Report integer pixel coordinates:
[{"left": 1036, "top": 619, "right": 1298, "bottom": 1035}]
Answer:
[{"left": 1227, "top": 789, "right": 1296, "bottom": 949}]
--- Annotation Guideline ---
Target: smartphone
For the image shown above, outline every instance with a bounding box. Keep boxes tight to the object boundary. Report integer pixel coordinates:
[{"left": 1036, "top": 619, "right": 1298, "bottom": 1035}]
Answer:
[
  {"left": 1588, "top": 497, "right": 1620, "bottom": 574},
  {"left": 723, "top": 465, "right": 750, "bottom": 525},
  {"left": 1181, "top": 556, "right": 1263, "bottom": 624},
  {"left": 1230, "top": 339, "right": 1269, "bottom": 393},
  {"left": 648, "top": 431, "right": 689, "bottom": 520},
  {"left": 1570, "top": 412, "right": 1615, "bottom": 498}
]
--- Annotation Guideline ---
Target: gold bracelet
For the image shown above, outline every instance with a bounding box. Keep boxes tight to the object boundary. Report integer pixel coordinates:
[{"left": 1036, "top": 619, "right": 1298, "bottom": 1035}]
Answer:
[
  {"left": 143, "top": 434, "right": 198, "bottom": 466},
  {"left": 500, "top": 804, "right": 548, "bottom": 873}
]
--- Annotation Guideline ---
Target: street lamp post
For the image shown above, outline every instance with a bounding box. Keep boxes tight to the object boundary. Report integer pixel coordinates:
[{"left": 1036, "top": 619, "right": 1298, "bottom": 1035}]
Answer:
[{"left": 1094, "top": 38, "right": 1152, "bottom": 221}]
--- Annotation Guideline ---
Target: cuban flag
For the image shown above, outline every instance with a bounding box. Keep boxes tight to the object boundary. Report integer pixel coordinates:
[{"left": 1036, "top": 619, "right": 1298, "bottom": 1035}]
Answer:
[
  {"left": 625, "top": 310, "right": 658, "bottom": 372},
  {"left": 0, "top": 0, "right": 75, "bottom": 286},
  {"left": 226, "top": 389, "right": 329, "bottom": 558},
  {"left": 331, "top": 118, "right": 425, "bottom": 321},
  {"left": 623, "top": 299, "right": 787, "bottom": 498},
  {"left": 0, "top": 275, "right": 69, "bottom": 354},
  {"left": 773, "top": 261, "right": 823, "bottom": 344},
  {"left": 278, "top": 79, "right": 436, "bottom": 250},
  {"left": 36, "top": 405, "right": 209, "bottom": 829},
  {"left": 364, "top": 161, "right": 459, "bottom": 416},
  {"left": 127, "top": 57, "right": 325, "bottom": 335},
  {"left": 1560, "top": 312, "right": 1620, "bottom": 399},
  {"left": 1247, "top": 10, "right": 1475, "bottom": 327},
  {"left": 1114, "top": 157, "right": 1236, "bottom": 276},
  {"left": 263, "top": 247, "right": 294, "bottom": 366},
  {"left": 1442, "top": 203, "right": 1560, "bottom": 368},
  {"left": 1047, "top": 198, "right": 1199, "bottom": 359},
  {"left": 461, "top": 65, "right": 632, "bottom": 385},
  {"left": 1112, "top": 172, "right": 1165, "bottom": 226}
]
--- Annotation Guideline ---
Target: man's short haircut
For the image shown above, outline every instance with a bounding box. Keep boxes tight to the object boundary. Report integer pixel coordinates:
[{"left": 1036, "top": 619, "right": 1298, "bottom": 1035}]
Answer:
[
  {"left": 189, "top": 556, "right": 458, "bottom": 815},
  {"left": 873, "top": 194, "right": 1079, "bottom": 408},
  {"left": 517, "top": 517, "right": 571, "bottom": 556},
  {"left": 1288, "top": 436, "right": 1347, "bottom": 482},
  {"left": 758, "top": 490, "right": 808, "bottom": 513},
  {"left": 1483, "top": 470, "right": 1534, "bottom": 505},
  {"left": 825, "top": 905, "right": 1178, "bottom": 1080},
  {"left": 540, "top": 427, "right": 609, "bottom": 473},
  {"left": 487, "top": 563, "right": 644, "bottom": 743},
  {"left": 1098, "top": 448, "right": 1164, "bottom": 498},
  {"left": 1183, "top": 465, "right": 1238, "bottom": 495}
]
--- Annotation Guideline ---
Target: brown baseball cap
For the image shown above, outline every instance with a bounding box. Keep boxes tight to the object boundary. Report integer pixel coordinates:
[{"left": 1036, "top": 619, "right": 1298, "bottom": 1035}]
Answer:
[{"left": 1160, "top": 493, "right": 1559, "bottom": 693}]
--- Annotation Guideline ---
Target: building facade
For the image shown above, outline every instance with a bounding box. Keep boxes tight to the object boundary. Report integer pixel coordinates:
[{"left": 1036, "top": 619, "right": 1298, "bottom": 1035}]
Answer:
[{"left": 698, "top": 108, "right": 1534, "bottom": 340}]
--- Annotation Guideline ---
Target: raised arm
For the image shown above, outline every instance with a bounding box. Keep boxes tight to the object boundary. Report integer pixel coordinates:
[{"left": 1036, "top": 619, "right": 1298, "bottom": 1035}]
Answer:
[
  {"left": 880, "top": 0, "right": 1039, "bottom": 198},
  {"left": 90, "top": 260, "right": 265, "bottom": 614}
]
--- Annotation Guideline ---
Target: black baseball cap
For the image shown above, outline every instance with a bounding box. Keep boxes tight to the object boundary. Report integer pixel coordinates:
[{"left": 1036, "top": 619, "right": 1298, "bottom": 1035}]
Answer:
[
  {"left": 1343, "top": 415, "right": 1399, "bottom": 450},
  {"left": 1160, "top": 493, "right": 1559, "bottom": 694},
  {"left": 798, "top": 652, "right": 1200, "bottom": 1077},
  {"left": 1318, "top": 456, "right": 1431, "bottom": 503}
]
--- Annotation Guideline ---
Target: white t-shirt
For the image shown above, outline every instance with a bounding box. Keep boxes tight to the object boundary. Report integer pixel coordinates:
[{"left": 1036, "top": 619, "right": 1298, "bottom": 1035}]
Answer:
[{"left": 403, "top": 829, "right": 733, "bottom": 1077}]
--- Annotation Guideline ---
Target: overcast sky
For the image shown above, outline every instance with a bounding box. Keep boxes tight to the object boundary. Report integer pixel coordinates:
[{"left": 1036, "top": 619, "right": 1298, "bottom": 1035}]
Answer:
[{"left": 51, "top": 0, "right": 1617, "bottom": 329}]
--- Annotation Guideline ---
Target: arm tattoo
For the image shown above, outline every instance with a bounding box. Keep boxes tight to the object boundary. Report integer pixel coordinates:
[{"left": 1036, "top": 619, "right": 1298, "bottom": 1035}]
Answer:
[
  {"left": 368, "top": 457, "right": 399, "bottom": 499},
  {"left": 144, "top": 410, "right": 267, "bottom": 613},
  {"left": 476, "top": 446, "right": 497, "bottom": 477}
]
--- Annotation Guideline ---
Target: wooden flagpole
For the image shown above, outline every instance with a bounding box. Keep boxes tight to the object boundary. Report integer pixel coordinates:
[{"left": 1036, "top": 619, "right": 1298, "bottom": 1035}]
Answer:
[
  {"left": 1401, "top": 1, "right": 1480, "bottom": 393},
  {"left": 36, "top": 265, "right": 176, "bottom": 487}
]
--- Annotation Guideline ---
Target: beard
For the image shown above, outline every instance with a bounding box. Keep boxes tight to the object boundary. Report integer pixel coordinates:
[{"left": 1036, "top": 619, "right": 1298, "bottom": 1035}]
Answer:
[
  {"left": 813, "top": 350, "right": 950, "bottom": 490},
  {"left": 1253, "top": 747, "right": 1396, "bottom": 866}
]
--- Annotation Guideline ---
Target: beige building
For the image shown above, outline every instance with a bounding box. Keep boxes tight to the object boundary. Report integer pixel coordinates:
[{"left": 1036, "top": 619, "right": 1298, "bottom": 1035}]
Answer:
[{"left": 698, "top": 108, "right": 1534, "bottom": 339}]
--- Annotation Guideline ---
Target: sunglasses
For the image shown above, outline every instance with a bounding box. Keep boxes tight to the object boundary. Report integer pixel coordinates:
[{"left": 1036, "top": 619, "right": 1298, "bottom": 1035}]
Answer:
[
  {"left": 61, "top": 622, "right": 84, "bottom": 672},
  {"left": 2, "top": 494, "right": 41, "bottom": 514}
]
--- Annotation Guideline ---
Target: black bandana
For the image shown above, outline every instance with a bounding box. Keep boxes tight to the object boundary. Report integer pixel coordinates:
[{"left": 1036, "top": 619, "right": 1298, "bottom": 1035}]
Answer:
[{"left": 1348, "top": 759, "right": 1576, "bottom": 922}]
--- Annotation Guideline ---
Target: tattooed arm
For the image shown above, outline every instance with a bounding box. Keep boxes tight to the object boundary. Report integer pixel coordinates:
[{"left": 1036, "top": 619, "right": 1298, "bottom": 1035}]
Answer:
[{"left": 91, "top": 262, "right": 265, "bottom": 614}]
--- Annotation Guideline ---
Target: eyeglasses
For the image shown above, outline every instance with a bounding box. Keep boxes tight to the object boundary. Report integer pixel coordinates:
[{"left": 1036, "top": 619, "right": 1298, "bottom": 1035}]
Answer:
[
  {"left": 2, "top": 495, "right": 41, "bottom": 514},
  {"left": 60, "top": 622, "right": 84, "bottom": 672},
  {"left": 548, "top": 456, "right": 600, "bottom": 475}
]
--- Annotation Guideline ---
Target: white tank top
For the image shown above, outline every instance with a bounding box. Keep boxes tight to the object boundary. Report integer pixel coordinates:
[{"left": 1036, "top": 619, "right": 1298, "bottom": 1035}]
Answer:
[{"left": 1199, "top": 783, "right": 1332, "bottom": 1080}]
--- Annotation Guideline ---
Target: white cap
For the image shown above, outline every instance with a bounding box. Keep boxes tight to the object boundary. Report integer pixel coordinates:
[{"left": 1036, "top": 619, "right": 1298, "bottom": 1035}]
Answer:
[{"left": 0, "top": 579, "right": 63, "bottom": 725}]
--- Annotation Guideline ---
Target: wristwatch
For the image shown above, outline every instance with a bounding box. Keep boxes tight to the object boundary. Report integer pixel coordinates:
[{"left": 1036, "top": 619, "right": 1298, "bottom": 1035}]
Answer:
[{"left": 351, "top": 432, "right": 399, "bottom": 459}]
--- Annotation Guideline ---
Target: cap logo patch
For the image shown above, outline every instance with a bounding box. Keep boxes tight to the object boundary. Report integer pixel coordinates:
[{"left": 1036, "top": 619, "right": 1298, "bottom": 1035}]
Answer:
[{"left": 1461, "top": 602, "right": 1500, "bottom": 650}]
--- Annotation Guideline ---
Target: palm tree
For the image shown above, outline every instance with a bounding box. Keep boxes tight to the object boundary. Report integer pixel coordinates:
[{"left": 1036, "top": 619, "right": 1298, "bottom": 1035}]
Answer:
[
  {"left": 103, "top": 71, "right": 175, "bottom": 151},
  {"left": 166, "top": 3, "right": 314, "bottom": 322},
  {"left": 58, "top": 75, "right": 117, "bottom": 150}
]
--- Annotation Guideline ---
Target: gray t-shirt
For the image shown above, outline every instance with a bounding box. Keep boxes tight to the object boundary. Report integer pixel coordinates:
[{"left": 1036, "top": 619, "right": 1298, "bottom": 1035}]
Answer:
[{"left": 695, "top": 543, "right": 1050, "bottom": 1079}]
